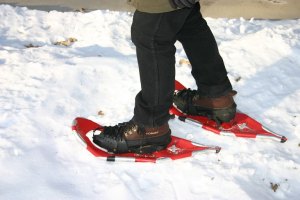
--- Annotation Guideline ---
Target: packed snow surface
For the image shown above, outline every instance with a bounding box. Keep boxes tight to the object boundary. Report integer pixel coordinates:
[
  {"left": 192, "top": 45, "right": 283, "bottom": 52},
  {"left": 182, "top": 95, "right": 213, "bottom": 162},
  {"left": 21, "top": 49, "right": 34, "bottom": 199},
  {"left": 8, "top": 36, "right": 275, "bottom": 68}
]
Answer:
[{"left": 0, "top": 5, "right": 300, "bottom": 200}]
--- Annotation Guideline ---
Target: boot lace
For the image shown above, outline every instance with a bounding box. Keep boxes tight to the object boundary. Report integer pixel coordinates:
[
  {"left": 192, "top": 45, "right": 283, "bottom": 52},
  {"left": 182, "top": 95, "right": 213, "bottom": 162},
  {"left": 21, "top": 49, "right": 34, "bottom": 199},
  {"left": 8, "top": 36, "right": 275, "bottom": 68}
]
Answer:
[
  {"left": 176, "top": 89, "right": 198, "bottom": 113},
  {"left": 93, "top": 121, "right": 144, "bottom": 141}
]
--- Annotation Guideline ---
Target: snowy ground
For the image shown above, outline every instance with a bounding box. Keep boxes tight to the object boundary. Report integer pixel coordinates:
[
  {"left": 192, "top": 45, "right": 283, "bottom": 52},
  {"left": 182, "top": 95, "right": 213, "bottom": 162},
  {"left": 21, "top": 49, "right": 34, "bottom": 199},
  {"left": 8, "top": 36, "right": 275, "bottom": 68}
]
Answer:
[{"left": 0, "top": 5, "right": 300, "bottom": 200}]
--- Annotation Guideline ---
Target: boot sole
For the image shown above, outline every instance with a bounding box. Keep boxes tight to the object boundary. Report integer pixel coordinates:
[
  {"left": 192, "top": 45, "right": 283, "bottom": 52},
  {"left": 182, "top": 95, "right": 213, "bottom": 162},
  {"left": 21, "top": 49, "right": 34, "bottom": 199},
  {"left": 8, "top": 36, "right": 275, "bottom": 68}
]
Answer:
[{"left": 128, "top": 143, "right": 170, "bottom": 154}]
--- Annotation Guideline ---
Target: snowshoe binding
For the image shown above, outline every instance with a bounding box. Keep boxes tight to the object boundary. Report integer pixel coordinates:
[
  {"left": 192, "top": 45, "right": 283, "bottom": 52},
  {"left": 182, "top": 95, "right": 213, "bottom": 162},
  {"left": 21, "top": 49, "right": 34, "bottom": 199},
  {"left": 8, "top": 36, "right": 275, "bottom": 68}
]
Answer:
[
  {"left": 173, "top": 88, "right": 237, "bottom": 124},
  {"left": 93, "top": 120, "right": 172, "bottom": 154}
]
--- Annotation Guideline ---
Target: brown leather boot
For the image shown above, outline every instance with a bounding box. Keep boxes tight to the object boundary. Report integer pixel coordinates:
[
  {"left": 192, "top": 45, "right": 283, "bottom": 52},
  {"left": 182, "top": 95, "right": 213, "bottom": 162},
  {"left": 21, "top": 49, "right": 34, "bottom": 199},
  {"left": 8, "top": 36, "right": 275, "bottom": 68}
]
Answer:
[
  {"left": 174, "top": 89, "right": 237, "bottom": 123},
  {"left": 93, "top": 121, "right": 171, "bottom": 154}
]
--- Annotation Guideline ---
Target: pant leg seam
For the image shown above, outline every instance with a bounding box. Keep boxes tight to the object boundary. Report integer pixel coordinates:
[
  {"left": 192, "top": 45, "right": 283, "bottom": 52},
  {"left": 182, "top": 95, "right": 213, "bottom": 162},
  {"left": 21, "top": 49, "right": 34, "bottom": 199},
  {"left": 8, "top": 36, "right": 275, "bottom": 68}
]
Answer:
[{"left": 147, "top": 14, "right": 164, "bottom": 126}]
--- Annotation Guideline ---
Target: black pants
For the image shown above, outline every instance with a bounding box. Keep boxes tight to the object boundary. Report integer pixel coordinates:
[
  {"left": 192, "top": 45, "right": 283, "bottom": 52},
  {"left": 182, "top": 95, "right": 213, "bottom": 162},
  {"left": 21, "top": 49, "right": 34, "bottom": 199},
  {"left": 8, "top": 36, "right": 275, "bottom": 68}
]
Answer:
[{"left": 131, "top": 3, "right": 232, "bottom": 127}]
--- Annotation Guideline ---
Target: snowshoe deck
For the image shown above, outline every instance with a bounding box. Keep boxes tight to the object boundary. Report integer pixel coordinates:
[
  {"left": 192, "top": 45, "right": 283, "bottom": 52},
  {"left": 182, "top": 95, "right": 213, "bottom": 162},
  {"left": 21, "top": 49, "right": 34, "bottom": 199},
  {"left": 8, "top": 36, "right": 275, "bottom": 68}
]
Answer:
[
  {"left": 170, "top": 80, "right": 287, "bottom": 143},
  {"left": 72, "top": 117, "right": 221, "bottom": 163}
]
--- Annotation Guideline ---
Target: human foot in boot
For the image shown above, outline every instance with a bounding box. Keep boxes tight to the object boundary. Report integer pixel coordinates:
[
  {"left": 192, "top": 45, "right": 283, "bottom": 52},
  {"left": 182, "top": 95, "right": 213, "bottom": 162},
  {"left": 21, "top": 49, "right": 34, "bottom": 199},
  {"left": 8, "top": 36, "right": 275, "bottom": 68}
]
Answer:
[
  {"left": 173, "top": 89, "right": 237, "bottom": 124},
  {"left": 93, "top": 120, "right": 171, "bottom": 154}
]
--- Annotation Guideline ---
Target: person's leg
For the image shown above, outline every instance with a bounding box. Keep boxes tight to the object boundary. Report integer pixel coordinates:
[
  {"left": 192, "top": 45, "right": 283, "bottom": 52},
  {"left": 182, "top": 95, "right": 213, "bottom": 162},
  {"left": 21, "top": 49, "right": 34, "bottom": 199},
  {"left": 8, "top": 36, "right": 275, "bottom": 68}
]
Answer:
[
  {"left": 131, "top": 9, "right": 191, "bottom": 127},
  {"left": 174, "top": 3, "right": 236, "bottom": 123},
  {"left": 177, "top": 3, "right": 232, "bottom": 97}
]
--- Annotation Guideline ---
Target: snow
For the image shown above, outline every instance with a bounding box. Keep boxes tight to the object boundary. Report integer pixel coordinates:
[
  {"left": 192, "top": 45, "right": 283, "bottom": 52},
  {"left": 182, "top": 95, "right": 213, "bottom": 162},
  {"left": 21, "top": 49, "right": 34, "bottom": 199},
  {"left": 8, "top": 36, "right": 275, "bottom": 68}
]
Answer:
[{"left": 0, "top": 4, "right": 300, "bottom": 200}]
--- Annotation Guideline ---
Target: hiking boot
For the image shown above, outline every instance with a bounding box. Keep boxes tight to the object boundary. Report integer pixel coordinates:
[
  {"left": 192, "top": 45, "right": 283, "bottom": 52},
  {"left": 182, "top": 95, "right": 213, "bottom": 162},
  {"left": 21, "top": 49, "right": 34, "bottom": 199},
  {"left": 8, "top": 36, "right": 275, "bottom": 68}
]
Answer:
[
  {"left": 173, "top": 89, "right": 237, "bottom": 124},
  {"left": 93, "top": 120, "right": 171, "bottom": 154}
]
